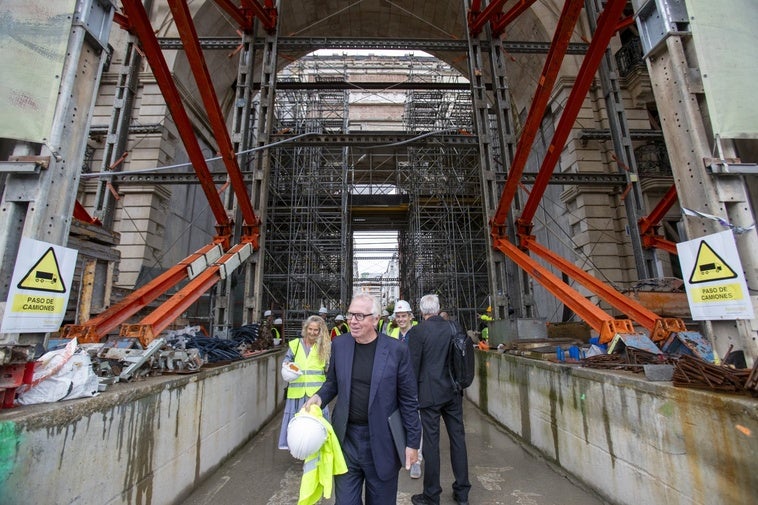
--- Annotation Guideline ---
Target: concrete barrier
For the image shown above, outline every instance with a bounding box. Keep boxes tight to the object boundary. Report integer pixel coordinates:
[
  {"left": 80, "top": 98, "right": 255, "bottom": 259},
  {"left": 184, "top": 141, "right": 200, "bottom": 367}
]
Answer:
[
  {"left": 3, "top": 347, "right": 755, "bottom": 505},
  {"left": 466, "top": 350, "right": 758, "bottom": 505},
  {"left": 0, "top": 350, "right": 285, "bottom": 505}
]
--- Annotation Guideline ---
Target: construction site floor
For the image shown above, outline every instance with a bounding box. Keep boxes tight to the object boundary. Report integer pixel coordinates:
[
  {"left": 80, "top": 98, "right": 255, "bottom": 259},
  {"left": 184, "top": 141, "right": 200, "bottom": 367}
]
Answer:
[{"left": 183, "top": 398, "right": 608, "bottom": 505}]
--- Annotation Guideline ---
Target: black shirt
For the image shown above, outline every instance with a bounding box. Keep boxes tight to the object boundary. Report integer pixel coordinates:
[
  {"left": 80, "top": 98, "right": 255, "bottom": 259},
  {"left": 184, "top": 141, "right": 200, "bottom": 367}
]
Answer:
[{"left": 348, "top": 337, "right": 378, "bottom": 425}]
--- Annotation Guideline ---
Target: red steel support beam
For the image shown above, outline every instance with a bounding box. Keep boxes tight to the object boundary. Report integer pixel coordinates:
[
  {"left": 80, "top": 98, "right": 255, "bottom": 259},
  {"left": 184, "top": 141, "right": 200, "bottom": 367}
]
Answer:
[
  {"left": 167, "top": 0, "right": 260, "bottom": 244},
  {"left": 60, "top": 242, "right": 223, "bottom": 342},
  {"left": 491, "top": 0, "right": 585, "bottom": 231},
  {"left": 120, "top": 242, "right": 251, "bottom": 345},
  {"left": 120, "top": 0, "right": 232, "bottom": 244},
  {"left": 639, "top": 184, "right": 677, "bottom": 235},
  {"left": 639, "top": 185, "right": 678, "bottom": 254},
  {"left": 524, "top": 236, "right": 658, "bottom": 329},
  {"left": 524, "top": 236, "right": 686, "bottom": 341},
  {"left": 468, "top": 0, "right": 508, "bottom": 37},
  {"left": 212, "top": 0, "right": 254, "bottom": 30},
  {"left": 517, "top": 0, "right": 627, "bottom": 230},
  {"left": 73, "top": 200, "right": 102, "bottom": 225},
  {"left": 642, "top": 235, "right": 678, "bottom": 255},
  {"left": 493, "top": 237, "right": 635, "bottom": 343},
  {"left": 491, "top": 0, "right": 539, "bottom": 37},
  {"left": 239, "top": 0, "right": 277, "bottom": 33}
]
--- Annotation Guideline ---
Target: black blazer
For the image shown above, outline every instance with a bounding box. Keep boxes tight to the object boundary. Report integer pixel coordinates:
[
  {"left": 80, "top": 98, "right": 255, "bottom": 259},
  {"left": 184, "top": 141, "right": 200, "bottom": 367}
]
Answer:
[
  {"left": 407, "top": 315, "right": 459, "bottom": 408},
  {"left": 316, "top": 332, "right": 422, "bottom": 481}
]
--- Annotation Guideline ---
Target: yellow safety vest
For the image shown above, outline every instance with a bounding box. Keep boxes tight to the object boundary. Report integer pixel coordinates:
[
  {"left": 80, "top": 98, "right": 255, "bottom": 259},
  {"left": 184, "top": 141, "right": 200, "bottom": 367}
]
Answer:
[
  {"left": 388, "top": 320, "right": 417, "bottom": 340},
  {"left": 298, "top": 406, "right": 348, "bottom": 505},
  {"left": 287, "top": 339, "right": 327, "bottom": 399},
  {"left": 480, "top": 314, "right": 493, "bottom": 340}
]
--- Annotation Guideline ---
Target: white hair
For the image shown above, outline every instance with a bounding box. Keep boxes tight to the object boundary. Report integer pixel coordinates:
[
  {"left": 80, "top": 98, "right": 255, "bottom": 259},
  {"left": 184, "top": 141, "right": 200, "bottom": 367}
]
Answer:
[
  {"left": 419, "top": 294, "right": 440, "bottom": 316},
  {"left": 352, "top": 293, "right": 381, "bottom": 316}
]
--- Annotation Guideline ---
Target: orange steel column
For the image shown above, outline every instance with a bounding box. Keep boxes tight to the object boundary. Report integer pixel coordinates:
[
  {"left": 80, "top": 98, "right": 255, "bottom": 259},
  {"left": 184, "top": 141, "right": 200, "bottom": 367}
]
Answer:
[
  {"left": 60, "top": 242, "right": 223, "bottom": 343},
  {"left": 517, "top": 0, "right": 627, "bottom": 229},
  {"left": 120, "top": 0, "right": 233, "bottom": 242},
  {"left": 490, "top": 0, "right": 585, "bottom": 229},
  {"left": 120, "top": 242, "right": 252, "bottom": 346},
  {"left": 493, "top": 238, "right": 635, "bottom": 343},
  {"left": 166, "top": 0, "right": 260, "bottom": 240},
  {"left": 522, "top": 236, "right": 686, "bottom": 341}
]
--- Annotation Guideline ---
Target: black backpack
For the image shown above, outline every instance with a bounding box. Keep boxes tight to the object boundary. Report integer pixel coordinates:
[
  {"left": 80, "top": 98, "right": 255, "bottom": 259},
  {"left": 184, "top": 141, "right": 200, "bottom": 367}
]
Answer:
[{"left": 447, "top": 322, "right": 475, "bottom": 392}]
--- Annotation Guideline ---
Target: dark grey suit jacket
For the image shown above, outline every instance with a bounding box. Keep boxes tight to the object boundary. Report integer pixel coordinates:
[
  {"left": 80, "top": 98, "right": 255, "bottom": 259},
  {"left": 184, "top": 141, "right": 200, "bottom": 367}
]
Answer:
[{"left": 407, "top": 315, "right": 459, "bottom": 408}]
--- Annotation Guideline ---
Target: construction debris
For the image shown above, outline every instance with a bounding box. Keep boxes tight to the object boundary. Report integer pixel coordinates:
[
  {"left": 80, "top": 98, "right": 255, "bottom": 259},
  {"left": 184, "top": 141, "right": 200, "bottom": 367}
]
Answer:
[{"left": 672, "top": 354, "right": 752, "bottom": 393}]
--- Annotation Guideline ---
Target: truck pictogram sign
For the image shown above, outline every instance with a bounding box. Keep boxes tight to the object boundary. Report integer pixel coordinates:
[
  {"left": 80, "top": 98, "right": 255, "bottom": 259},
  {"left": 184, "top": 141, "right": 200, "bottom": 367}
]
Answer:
[
  {"left": 688, "top": 240, "right": 737, "bottom": 284},
  {"left": 17, "top": 247, "right": 66, "bottom": 293}
]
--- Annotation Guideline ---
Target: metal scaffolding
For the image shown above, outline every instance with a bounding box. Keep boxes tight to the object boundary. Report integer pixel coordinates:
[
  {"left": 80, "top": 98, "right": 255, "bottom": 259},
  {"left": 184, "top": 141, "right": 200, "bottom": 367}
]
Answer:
[
  {"left": 264, "top": 53, "right": 485, "bottom": 332},
  {"left": 403, "top": 142, "right": 488, "bottom": 328},
  {"left": 266, "top": 58, "right": 351, "bottom": 329}
]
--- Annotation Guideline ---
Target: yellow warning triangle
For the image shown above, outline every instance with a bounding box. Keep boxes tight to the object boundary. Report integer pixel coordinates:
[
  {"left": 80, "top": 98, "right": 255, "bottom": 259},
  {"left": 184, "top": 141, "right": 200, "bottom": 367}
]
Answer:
[
  {"left": 17, "top": 247, "right": 66, "bottom": 293},
  {"left": 689, "top": 240, "right": 738, "bottom": 284}
]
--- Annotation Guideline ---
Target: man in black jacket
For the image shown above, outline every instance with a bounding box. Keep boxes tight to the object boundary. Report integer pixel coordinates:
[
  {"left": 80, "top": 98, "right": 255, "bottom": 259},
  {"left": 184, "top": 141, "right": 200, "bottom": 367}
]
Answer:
[{"left": 407, "top": 294, "right": 471, "bottom": 505}]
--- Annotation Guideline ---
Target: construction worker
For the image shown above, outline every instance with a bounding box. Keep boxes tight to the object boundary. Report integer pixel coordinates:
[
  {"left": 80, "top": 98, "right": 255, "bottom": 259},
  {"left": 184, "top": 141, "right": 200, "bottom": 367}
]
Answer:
[
  {"left": 273, "top": 318, "right": 283, "bottom": 343},
  {"left": 388, "top": 300, "right": 418, "bottom": 343},
  {"left": 279, "top": 315, "right": 331, "bottom": 451},
  {"left": 376, "top": 309, "right": 390, "bottom": 334},
  {"left": 330, "top": 314, "right": 349, "bottom": 340},
  {"left": 478, "top": 306, "right": 493, "bottom": 350},
  {"left": 388, "top": 299, "right": 422, "bottom": 479}
]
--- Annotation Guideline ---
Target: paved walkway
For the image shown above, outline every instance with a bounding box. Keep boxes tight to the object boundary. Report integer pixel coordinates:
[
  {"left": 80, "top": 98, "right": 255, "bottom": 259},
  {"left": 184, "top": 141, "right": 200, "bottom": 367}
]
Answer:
[{"left": 184, "top": 399, "right": 607, "bottom": 505}]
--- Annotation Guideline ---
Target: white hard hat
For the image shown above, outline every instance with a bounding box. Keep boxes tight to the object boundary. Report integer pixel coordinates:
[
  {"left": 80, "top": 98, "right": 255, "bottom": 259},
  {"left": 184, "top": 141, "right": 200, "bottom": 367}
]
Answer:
[
  {"left": 287, "top": 412, "right": 328, "bottom": 460},
  {"left": 335, "top": 314, "right": 345, "bottom": 321},
  {"left": 274, "top": 318, "right": 283, "bottom": 325},
  {"left": 281, "top": 362, "right": 302, "bottom": 382},
  {"left": 264, "top": 310, "right": 272, "bottom": 317},
  {"left": 319, "top": 307, "right": 328, "bottom": 314},
  {"left": 394, "top": 300, "right": 412, "bottom": 313},
  {"left": 382, "top": 310, "right": 390, "bottom": 317}
]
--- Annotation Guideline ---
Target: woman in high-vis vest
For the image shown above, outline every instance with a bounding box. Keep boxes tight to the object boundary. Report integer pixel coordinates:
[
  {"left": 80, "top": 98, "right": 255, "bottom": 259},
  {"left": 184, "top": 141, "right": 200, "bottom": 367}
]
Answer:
[{"left": 278, "top": 315, "right": 332, "bottom": 450}]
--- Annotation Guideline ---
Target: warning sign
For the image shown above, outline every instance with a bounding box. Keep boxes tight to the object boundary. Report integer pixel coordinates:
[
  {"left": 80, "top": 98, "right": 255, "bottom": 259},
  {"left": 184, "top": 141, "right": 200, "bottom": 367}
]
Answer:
[
  {"left": 677, "top": 230, "right": 754, "bottom": 320},
  {"left": 1, "top": 237, "right": 77, "bottom": 333},
  {"left": 688, "top": 241, "right": 737, "bottom": 284},
  {"left": 17, "top": 247, "right": 66, "bottom": 293}
]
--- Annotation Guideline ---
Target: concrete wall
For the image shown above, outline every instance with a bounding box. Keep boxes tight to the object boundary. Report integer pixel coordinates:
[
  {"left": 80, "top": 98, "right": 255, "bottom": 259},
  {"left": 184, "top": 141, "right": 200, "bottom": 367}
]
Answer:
[
  {"left": 4, "top": 348, "right": 755, "bottom": 505},
  {"left": 0, "top": 350, "right": 285, "bottom": 505},
  {"left": 466, "top": 350, "right": 758, "bottom": 505}
]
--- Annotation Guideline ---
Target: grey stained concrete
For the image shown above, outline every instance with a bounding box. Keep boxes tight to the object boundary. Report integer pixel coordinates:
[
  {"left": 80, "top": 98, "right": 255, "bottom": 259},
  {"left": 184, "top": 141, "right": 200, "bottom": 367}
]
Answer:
[{"left": 183, "top": 399, "right": 608, "bottom": 505}]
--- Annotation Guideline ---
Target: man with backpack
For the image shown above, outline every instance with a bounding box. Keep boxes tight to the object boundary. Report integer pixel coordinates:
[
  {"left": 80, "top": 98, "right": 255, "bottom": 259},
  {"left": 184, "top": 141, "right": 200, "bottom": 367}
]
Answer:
[{"left": 406, "top": 294, "right": 471, "bottom": 505}]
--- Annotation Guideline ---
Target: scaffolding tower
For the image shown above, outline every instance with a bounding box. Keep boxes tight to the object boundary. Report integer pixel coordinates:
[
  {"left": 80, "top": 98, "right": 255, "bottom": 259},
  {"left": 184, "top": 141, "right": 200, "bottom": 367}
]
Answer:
[
  {"left": 264, "top": 53, "right": 485, "bottom": 332},
  {"left": 266, "top": 60, "right": 350, "bottom": 331}
]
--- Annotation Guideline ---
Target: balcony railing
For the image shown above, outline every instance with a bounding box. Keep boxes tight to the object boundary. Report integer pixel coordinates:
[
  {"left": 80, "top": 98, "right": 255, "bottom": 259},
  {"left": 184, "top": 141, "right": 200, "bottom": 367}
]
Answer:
[
  {"left": 635, "top": 141, "right": 672, "bottom": 177},
  {"left": 615, "top": 37, "right": 645, "bottom": 78}
]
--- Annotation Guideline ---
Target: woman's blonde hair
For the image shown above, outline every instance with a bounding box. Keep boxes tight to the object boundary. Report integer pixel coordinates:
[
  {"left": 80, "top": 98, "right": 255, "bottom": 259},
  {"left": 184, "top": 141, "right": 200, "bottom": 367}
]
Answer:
[{"left": 301, "top": 315, "right": 331, "bottom": 364}]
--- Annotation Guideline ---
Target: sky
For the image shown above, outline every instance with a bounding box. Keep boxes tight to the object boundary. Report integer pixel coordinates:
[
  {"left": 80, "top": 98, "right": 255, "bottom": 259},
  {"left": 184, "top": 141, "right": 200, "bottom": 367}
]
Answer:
[{"left": 354, "top": 230, "right": 397, "bottom": 276}]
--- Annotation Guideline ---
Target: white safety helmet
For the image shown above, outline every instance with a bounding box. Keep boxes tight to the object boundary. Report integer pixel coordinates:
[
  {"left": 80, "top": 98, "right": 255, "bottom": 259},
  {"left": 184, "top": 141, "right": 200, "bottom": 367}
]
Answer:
[
  {"left": 335, "top": 314, "right": 345, "bottom": 321},
  {"left": 264, "top": 310, "right": 272, "bottom": 317},
  {"left": 394, "top": 300, "right": 412, "bottom": 314},
  {"left": 319, "top": 307, "right": 328, "bottom": 314},
  {"left": 287, "top": 412, "right": 328, "bottom": 460},
  {"left": 281, "top": 362, "right": 302, "bottom": 382},
  {"left": 382, "top": 310, "right": 390, "bottom": 317},
  {"left": 274, "top": 318, "right": 283, "bottom": 325}
]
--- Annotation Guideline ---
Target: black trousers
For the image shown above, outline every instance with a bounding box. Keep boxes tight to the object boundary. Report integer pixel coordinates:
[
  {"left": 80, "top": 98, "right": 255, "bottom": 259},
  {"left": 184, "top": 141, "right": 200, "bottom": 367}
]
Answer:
[{"left": 419, "top": 395, "right": 471, "bottom": 504}]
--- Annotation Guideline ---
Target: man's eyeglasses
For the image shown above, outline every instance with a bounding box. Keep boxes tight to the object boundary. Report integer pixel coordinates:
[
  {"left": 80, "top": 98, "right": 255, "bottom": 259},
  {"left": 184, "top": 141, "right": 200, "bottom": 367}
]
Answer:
[{"left": 346, "top": 312, "right": 374, "bottom": 321}]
